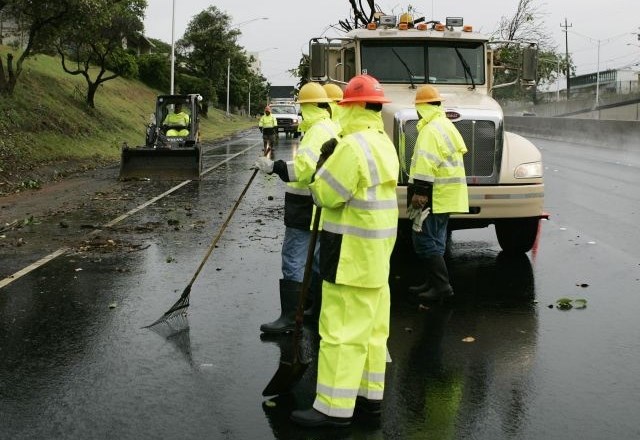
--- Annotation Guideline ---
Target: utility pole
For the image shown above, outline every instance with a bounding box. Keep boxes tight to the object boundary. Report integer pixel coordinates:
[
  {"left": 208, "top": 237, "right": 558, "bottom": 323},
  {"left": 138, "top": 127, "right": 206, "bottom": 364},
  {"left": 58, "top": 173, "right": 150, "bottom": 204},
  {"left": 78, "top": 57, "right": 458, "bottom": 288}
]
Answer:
[{"left": 561, "top": 18, "right": 572, "bottom": 99}]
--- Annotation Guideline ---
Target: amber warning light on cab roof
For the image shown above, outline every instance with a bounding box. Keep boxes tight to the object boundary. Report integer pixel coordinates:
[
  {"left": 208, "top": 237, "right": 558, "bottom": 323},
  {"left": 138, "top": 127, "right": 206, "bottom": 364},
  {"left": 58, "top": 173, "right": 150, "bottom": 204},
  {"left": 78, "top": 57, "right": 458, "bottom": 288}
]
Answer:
[{"left": 368, "top": 14, "right": 472, "bottom": 32}]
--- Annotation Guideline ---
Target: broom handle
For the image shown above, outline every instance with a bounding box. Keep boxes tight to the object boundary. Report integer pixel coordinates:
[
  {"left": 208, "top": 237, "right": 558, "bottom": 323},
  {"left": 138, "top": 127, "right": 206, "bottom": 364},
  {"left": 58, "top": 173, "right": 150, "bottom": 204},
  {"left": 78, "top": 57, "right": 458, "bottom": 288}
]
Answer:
[
  {"left": 291, "top": 206, "right": 322, "bottom": 361},
  {"left": 182, "top": 147, "right": 271, "bottom": 295}
]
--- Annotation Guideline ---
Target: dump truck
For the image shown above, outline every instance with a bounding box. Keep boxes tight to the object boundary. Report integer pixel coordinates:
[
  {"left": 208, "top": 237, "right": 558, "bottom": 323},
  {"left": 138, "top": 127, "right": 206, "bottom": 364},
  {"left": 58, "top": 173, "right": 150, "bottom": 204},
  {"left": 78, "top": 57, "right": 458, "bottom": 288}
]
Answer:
[
  {"left": 119, "top": 94, "right": 203, "bottom": 180},
  {"left": 308, "top": 14, "right": 546, "bottom": 253}
]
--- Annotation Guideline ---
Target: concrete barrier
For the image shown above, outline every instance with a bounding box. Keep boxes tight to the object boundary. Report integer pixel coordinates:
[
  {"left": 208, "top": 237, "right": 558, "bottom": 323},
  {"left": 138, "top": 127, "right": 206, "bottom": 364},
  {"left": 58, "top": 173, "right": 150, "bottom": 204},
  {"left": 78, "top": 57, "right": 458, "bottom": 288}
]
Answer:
[{"left": 505, "top": 116, "right": 640, "bottom": 151}]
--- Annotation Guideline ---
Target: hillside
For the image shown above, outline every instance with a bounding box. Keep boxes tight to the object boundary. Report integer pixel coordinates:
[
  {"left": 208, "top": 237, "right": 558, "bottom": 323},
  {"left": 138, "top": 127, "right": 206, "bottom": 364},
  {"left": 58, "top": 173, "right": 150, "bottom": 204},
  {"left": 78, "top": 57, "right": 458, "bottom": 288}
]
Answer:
[{"left": 0, "top": 47, "right": 256, "bottom": 196}]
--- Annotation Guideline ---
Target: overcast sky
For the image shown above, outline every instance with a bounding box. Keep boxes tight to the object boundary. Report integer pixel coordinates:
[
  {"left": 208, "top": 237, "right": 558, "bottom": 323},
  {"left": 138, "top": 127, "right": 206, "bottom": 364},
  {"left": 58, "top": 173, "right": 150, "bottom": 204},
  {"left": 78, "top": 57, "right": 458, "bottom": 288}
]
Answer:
[{"left": 143, "top": 0, "right": 640, "bottom": 86}]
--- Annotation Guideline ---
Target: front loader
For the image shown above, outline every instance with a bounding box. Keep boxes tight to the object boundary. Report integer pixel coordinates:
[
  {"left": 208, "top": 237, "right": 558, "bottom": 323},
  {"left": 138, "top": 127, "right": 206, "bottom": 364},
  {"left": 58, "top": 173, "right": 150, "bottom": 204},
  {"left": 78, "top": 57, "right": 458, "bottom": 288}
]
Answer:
[{"left": 119, "top": 94, "right": 203, "bottom": 180}]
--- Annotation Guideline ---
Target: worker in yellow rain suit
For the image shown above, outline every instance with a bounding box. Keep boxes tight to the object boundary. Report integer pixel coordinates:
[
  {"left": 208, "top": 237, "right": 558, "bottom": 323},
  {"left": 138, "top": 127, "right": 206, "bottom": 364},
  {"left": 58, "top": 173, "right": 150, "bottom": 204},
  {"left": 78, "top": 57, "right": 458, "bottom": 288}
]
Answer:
[
  {"left": 253, "top": 82, "right": 339, "bottom": 332},
  {"left": 290, "top": 74, "right": 399, "bottom": 428},
  {"left": 407, "top": 85, "right": 468, "bottom": 301},
  {"left": 258, "top": 106, "right": 278, "bottom": 153},
  {"left": 163, "top": 102, "right": 190, "bottom": 137}
]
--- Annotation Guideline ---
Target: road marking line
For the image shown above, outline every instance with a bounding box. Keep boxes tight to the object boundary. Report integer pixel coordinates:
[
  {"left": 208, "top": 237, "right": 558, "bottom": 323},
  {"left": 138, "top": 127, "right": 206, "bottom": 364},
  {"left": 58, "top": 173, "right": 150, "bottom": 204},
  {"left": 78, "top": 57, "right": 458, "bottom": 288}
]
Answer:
[{"left": 0, "top": 143, "right": 260, "bottom": 290}]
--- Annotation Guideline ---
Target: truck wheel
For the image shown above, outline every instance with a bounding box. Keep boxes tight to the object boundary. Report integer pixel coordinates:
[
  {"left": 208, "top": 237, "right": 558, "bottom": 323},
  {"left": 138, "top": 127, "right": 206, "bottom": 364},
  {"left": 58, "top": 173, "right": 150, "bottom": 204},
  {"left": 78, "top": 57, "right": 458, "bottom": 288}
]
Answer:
[{"left": 495, "top": 218, "right": 540, "bottom": 254}]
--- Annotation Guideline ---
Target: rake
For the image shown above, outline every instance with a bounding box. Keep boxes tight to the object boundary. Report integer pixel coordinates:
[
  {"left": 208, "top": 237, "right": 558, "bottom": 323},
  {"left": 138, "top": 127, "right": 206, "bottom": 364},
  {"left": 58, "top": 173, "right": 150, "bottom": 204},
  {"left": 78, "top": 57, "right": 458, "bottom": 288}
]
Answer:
[{"left": 144, "top": 163, "right": 262, "bottom": 330}]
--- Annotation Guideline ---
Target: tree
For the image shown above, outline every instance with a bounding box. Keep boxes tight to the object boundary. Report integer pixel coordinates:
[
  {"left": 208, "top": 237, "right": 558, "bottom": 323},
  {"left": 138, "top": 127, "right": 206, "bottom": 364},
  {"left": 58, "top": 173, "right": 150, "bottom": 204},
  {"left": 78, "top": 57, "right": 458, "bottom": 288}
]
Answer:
[
  {"left": 490, "top": 0, "right": 574, "bottom": 102},
  {"left": 337, "top": 0, "right": 377, "bottom": 32},
  {"left": 0, "top": 0, "right": 72, "bottom": 96},
  {"left": 288, "top": 53, "right": 310, "bottom": 93},
  {"left": 177, "top": 6, "right": 268, "bottom": 112},
  {"left": 55, "top": 0, "right": 146, "bottom": 108}
]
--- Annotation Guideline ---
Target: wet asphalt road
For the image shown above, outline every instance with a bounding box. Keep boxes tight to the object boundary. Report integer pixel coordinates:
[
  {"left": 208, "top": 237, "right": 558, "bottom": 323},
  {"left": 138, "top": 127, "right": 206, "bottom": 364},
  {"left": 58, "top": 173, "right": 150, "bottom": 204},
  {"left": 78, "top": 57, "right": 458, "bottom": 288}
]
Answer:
[{"left": 1, "top": 131, "right": 640, "bottom": 440}]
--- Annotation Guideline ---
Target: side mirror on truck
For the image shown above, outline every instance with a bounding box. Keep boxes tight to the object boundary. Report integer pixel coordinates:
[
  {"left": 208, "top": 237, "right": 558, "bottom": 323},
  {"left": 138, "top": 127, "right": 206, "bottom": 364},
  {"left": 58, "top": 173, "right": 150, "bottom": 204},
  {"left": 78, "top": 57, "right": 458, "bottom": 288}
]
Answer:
[{"left": 522, "top": 45, "right": 538, "bottom": 83}]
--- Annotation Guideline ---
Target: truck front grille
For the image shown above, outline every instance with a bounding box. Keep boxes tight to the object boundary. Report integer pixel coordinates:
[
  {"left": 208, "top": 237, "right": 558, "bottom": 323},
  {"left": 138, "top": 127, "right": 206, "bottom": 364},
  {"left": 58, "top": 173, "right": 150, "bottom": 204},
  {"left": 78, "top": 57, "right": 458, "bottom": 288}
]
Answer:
[
  {"left": 276, "top": 118, "right": 294, "bottom": 126},
  {"left": 401, "top": 119, "right": 497, "bottom": 181}
]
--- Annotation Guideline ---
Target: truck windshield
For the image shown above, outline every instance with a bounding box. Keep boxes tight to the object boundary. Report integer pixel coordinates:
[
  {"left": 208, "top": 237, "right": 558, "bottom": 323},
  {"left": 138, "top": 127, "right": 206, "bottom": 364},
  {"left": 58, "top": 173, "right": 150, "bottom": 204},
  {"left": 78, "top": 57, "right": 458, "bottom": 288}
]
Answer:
[
  {"left": 361, "top": 40, "right": 485, "bottom": 85},
  {"left": 270, "top": 105, "right": 297, "bottom": 114}
]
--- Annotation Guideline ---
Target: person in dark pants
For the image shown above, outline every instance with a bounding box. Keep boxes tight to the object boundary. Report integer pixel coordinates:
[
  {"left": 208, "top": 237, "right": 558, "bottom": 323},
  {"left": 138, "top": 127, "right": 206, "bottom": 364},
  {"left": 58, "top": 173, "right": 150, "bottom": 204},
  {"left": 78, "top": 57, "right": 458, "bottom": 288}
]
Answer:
[
  {"left": 407, "top": 85, "right": 469, "bottom": 301},
  {"left": 253, "top": 83, "right": 338, "bottom": 333},
  {"left": 258, "top": 106, "right": 278, "bottom": 153}
]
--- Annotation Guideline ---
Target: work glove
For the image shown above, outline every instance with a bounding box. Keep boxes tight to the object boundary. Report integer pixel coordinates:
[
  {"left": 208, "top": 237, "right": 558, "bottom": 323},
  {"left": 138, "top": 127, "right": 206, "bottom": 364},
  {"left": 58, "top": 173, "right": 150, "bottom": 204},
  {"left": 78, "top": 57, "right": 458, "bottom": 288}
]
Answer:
[
  {"left": 253, "top": 156, "right": 274, "bottom": 174},
  {"left": 408, "top": 206, "right": 430, "bottom": 232},
  {"left": 315, "top": 137, "right": 338, "bottom": 171}
]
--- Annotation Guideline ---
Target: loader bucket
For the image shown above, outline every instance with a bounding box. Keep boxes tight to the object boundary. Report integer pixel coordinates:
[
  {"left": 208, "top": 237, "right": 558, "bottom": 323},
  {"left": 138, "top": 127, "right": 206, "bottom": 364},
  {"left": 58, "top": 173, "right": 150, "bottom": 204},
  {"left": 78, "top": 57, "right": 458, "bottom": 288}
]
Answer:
[{"left": 119, "top": 147, "right": 202, "bottom": 181}]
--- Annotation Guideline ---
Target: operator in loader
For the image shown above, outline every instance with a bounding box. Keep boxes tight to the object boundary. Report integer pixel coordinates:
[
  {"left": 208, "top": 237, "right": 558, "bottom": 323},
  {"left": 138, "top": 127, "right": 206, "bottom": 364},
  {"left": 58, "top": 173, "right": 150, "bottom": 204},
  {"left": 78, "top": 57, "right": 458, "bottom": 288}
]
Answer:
[
  {"left": 258, "top": 106, "right": 278, "bottom": 153},
  {"left": 407, "top": 85, "right": 468, "bottom": 302},
  {"left": 289, "top": 74, "right": 399, "bottom": 428},
  {"left": 253, "top": 82, "right": 339, "bottom": 333},
  {"left": 163, "top": 102, "right": 190, "bottom": 137}
]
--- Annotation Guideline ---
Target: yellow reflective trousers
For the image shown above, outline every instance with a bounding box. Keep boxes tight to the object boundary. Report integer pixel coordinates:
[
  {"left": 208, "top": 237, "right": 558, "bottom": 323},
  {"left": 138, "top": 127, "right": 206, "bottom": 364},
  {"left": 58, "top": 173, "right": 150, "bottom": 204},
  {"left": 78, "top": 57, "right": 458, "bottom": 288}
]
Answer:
[{"left": 313, "top": 281, "right": 390, "bottom": 418}]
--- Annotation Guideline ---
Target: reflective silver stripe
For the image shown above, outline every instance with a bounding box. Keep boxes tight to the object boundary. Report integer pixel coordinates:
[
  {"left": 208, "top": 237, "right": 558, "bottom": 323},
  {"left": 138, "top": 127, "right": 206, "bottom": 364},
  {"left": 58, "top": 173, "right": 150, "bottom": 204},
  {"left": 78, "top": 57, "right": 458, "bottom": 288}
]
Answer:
[
  {"left": 347, "top": 198, "right": 397, "bottom": 210},
  {"left": 286, "top": 160, "right": 296, "bottom": 180},
  {"left": 313, "top": 401, "right": 354, "bottom": 418},
  {"left": 304, "top": 149, "right": 320, "bottom": 163},
  {"left": 431, "top": 120, "right": 457, "bottom": 156},
  {"left": 318, "top": 121, "right": 338, "bottom": 137},
  {"left": 358, "top": 389, "right": 384, "bottom": 400},
  {"left": 316, "top": 383, "right": 357, "bottom": 398},
  {"left": 353, "top": 133, "right": 381, "bottom": 185},
  {"left": 413, "top": 148, "right": 442, "bottom": 168},
  {"left": 411, "top": 173, "right": 435, "bottom": 183},
  {"left": 315, "top": 167, "right": 352, "bottom": 201},
  {"left": 469, "top": 192, "right": 545, "bottom": 200},
  {"left": 435, "top": 176, "right": 467, "bottom": 185},
  {"left": 285, "top": 186, "right": 311, "bottom": 196},
  {"left": 323, "top": 221, "right": 397, "bottom": 238},
  {"left": 361, "top": 371, "right": 386, "bottom": 383}
]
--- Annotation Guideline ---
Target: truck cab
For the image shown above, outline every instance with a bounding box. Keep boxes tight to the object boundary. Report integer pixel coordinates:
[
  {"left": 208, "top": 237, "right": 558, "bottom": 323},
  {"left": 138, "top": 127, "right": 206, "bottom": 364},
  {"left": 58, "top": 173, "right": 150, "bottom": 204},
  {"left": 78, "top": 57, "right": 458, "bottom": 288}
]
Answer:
[{"left": 308, "top": 15, "right": 545, "bottom": 253}]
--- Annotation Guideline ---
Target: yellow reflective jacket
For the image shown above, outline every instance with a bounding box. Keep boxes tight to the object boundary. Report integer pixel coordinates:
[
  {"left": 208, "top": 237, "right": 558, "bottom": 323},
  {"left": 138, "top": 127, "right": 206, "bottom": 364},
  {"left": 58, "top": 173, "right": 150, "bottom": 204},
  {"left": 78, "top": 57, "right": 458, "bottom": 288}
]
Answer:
[
  {"left": 309, "top": 106, "right": 399, "bottom": 288},
  {"left": 258, "top": 114, "right": 278, "bottom": 129},
  {"left": 410, "top": 103, "right": 469, "bottom": 214},
  {"left": 283, "top": 106, "right": 338, "bottom": 229},
  {"left": 163, "top": 111, "right": 190, "bottom": 128}
]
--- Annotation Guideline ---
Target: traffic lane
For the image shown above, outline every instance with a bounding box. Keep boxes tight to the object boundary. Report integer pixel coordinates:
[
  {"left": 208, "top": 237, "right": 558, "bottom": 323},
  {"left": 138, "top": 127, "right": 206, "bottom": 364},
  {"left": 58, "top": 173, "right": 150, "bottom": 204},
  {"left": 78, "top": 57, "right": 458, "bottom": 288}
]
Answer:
[
  {"left": 535, "top": 136, "right": 640, "bottom": 257},
  {"left": 0, "top": 135, "right": 259, "bottom": 280},
  {"left": 2, "top": 133, "right": 640, "bottom": 439}
]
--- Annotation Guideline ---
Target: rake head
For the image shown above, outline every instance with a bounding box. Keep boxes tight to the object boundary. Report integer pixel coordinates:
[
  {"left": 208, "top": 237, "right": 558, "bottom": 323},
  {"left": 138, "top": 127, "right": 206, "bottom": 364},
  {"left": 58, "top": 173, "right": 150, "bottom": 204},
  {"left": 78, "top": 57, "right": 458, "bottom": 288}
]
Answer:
[{"left": 143, "top": 286, "right": 191, "bottom": 331}]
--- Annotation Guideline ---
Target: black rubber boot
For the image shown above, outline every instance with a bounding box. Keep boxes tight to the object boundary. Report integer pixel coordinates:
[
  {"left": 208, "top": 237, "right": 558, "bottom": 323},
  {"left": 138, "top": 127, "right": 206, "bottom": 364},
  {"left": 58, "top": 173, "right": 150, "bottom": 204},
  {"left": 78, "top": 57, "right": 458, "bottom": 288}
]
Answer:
[
  {"left": 303, "top": 271, "right": 322, "bottom": 322},
  {"left": 260, "top": 279, "right": 301, "bottom": 334},
  {"left": 290, "top": 408, "right": 351, "bottom": 428},
  {"left": 416, "top": 256, "right": 454, "bottom": 302}
]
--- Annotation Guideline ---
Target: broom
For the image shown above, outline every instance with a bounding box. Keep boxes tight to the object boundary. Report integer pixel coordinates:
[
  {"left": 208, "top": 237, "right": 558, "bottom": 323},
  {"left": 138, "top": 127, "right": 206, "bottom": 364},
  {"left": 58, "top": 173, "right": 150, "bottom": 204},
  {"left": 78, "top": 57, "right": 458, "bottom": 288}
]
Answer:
[{"left": 144, "top": 152, "right": 267, "bottom": 330}]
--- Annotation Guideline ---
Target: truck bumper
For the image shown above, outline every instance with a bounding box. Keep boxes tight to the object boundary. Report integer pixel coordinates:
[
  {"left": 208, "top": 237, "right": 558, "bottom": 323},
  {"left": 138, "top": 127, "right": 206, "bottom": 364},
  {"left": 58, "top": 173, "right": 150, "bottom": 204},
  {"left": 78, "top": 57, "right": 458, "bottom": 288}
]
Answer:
[{"left": 397, "top": 184, "right": 545, "bottom": 221}]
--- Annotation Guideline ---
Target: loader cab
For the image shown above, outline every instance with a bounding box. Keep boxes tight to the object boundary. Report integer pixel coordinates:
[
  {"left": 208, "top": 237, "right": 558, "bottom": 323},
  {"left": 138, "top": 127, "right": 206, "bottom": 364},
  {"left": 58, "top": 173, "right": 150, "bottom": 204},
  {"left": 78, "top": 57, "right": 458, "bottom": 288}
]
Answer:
[{"left": 154, "top": 95, "right": 200, "bottom": 147}]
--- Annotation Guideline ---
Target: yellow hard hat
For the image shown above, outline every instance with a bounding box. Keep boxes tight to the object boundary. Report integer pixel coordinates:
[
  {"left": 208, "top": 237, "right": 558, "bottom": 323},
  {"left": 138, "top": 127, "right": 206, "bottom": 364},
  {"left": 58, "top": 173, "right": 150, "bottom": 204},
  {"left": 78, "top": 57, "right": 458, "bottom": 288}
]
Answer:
[
  {"left": 414, "top": 85, "right": 445, "bottom": 104},
  {"left": 296, "top": 82, "right": 332, "bottom": 104},
  {"left": 322, "top": 83, "right": 344, "bottom": 102}
]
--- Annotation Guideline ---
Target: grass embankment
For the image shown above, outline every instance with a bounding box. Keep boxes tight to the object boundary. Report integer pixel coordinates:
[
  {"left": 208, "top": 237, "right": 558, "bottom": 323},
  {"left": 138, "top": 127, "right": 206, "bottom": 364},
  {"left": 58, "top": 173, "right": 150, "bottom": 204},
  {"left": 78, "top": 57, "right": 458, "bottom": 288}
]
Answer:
[{"left": 0, "top": 47, "right": 256, "bottom": 193}]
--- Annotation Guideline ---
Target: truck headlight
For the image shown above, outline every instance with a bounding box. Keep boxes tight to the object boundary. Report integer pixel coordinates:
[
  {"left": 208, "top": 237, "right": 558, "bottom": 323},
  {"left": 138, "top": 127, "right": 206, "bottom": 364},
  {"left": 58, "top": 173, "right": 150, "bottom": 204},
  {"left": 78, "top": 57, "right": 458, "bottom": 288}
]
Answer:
[
  {"left": 514, "top": 161, "right": 542, "bottom": 178},
  {"left": 292, "top": 118, "right": 299, "bottom": 123}
]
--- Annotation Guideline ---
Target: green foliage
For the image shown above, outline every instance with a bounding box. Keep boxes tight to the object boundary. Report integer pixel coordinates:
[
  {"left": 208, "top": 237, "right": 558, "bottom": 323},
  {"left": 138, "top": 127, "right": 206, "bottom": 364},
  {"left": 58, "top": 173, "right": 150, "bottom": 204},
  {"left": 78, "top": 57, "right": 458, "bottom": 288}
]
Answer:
[
  {"left": 176, "top": 5, "right": 268, "bottom": 112},
  {"left": 137, "top": 53, "right": 170, "bottom": 91},
  {"left": 54, "top": 0, "right": 147, "bottom": 107},
  {"left": 177, "top": 73, "right": 216, "bottom": 108},
  {"left": 107, "top": 49, "right": 139, "bottom": 79}
]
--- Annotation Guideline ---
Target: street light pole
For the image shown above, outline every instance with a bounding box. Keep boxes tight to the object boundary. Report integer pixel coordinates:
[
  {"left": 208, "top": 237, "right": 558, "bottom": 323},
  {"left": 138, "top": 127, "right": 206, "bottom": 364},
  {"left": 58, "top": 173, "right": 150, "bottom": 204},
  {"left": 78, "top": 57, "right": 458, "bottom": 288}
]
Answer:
[
  {"left": 596, "top": 39, "right": 601, "bottom": 108},
  {"left": 226, "top": 58, "right": 231, "bottom": 116},
  {"left": 170, "top": 0, "right": 175, "bottom": 94}
]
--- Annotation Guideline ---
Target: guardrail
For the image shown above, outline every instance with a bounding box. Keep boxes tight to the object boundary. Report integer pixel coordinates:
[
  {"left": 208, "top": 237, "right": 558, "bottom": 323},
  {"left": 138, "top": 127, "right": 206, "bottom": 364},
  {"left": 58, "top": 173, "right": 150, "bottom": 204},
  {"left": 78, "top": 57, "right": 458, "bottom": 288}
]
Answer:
[{"left": 505, "top": 116, "right": 640, "bottom": 151}]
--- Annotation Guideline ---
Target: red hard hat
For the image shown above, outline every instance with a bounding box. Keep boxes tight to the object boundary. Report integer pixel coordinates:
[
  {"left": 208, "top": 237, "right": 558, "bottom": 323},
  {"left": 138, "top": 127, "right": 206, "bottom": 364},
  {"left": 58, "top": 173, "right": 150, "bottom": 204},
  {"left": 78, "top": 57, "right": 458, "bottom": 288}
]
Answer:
[{"left": 339, "top": 74, "right": 391, "bottom": 105}]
